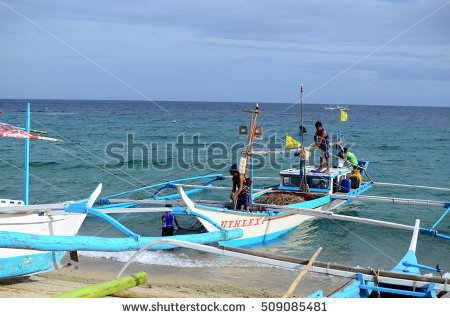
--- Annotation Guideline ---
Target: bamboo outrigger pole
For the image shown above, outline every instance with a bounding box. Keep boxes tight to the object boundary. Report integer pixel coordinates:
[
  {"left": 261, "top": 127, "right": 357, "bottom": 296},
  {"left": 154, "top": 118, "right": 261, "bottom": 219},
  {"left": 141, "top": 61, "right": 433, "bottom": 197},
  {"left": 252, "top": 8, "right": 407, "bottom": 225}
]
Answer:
[
  {"left": 54, "top": 272, "right": 148, "bottom": 298},
  {"left": 283, "top": 247, "right": 322, "bottom": 298}
]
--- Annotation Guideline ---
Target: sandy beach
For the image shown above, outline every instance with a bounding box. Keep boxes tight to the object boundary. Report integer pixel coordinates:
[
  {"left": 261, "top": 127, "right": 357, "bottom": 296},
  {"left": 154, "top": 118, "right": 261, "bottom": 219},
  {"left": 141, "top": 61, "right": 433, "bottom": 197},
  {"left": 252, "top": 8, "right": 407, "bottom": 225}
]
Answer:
[{"left": 0, "top": 254, "right": 351, "bottom": 298}]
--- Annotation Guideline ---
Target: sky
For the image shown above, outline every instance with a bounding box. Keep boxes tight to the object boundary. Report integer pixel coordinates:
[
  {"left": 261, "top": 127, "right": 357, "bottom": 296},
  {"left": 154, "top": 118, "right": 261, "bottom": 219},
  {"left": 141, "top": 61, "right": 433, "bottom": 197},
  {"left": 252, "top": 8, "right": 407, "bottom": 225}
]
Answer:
[{"left": 0, "top": 0, "right": 449, "bottom": 107}]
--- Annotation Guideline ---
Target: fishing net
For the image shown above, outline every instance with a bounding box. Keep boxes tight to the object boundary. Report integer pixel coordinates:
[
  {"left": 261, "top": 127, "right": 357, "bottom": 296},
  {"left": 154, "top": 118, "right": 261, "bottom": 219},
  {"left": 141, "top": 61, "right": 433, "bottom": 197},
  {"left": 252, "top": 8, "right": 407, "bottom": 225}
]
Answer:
[{"left": 254, "top": 191, "right": 318, "bottom": 206}]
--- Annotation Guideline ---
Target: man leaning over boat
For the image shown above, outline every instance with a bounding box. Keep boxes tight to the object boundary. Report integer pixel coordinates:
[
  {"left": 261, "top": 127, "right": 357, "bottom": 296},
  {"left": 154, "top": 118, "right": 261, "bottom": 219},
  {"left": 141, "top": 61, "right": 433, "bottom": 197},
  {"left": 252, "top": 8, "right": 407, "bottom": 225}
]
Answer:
[{"left": 230, "top": 164, "right": 252, "bottom": 211}]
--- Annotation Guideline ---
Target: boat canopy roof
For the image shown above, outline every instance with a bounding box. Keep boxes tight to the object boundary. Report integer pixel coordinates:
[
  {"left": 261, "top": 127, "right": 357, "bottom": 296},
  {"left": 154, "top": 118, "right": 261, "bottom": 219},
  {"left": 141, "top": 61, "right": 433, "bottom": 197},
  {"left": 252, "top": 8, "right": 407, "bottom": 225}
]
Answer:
[{"left": 280, "top": 166, "right": 351, "bottom": 179}]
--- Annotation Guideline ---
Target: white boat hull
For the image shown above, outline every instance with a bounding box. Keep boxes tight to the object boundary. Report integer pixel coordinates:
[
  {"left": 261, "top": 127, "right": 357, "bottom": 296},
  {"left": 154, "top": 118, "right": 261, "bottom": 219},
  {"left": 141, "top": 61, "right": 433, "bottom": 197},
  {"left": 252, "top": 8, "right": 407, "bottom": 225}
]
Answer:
[
  {"left": 0, "top": 203, "right": 87, "bottom": 279},
  {"left": 195, "top": 208, "right": 313, "bottom": 246},
  {"left": 0, "top": 213, "right": 86, "bottom": 258},
  {"left": 177, "top": 186, "right": 322, "bottom": 247}
]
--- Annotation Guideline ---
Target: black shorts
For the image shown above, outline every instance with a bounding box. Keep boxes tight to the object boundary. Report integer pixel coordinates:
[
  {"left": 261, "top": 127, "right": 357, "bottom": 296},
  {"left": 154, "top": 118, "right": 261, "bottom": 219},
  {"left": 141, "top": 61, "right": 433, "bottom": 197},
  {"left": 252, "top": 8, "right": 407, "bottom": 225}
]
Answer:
[{"left": 162, "top": 226, "right": 175, "bottom": 236}]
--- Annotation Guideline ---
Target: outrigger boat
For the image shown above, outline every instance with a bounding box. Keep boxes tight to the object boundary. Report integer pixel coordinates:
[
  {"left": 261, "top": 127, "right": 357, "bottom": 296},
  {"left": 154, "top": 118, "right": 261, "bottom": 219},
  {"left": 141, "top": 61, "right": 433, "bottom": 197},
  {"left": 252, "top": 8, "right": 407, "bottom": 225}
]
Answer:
[
  {"left": 307, "top": 219, "right": 444, "bottom": 298},
  {"left": 97, "top": 100, "right": 372, "bottom": 247},
  {"left": 94, "top": 93, "right": 450, "bottom": 248},
  {"left": 1, "top": 98, "right": 448, "bottom": 298},
  {"left": 0, "top": 104, "right": 90, "bottom": 279}
]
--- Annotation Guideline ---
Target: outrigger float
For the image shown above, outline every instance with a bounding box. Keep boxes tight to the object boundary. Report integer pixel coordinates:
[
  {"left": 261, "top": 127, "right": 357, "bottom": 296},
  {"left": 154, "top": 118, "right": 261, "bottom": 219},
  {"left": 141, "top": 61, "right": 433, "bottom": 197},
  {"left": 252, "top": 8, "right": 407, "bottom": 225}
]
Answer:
[{"left": 1, "top": 99, "right": 449, "bottom": 298}]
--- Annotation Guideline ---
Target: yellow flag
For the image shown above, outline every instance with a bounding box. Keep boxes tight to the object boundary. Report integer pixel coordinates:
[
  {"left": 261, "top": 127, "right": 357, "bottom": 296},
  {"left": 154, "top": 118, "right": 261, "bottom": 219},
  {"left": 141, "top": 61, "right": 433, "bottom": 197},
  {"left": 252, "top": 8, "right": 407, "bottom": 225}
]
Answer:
[
  {"left": 286, "top": 135, "right": 301, "bottom": 148},
  {"left": 340, "top": 110, "right": 348, "bottom": 122}
]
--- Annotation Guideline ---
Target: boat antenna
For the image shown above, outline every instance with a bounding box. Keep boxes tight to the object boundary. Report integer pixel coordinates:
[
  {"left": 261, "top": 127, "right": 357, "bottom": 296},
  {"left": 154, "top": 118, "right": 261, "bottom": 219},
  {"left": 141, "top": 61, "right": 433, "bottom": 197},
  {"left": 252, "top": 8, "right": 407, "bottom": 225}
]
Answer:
[
  {"left": 243, "top": 103, "right": 260, "bottom": 197},
  {"left": 24, "top": 102, "right": 30, "bottom": 204},
  {"left": 299, "top": 84, "right": 309, "bottom": 193}
]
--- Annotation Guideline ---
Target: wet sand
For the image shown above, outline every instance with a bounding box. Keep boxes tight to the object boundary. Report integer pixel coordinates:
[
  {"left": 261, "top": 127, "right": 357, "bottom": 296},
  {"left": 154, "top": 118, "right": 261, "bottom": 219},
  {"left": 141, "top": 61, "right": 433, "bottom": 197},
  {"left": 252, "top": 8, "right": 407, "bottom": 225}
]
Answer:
[{"left": 0, "top": 254, "right": 352, "bottom": 298}]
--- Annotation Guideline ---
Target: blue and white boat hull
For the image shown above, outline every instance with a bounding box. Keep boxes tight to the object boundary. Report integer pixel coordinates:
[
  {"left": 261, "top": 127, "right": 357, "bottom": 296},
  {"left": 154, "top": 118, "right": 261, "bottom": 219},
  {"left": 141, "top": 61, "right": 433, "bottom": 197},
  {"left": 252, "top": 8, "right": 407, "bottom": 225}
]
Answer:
[{"left": 0, "top": 212, "right": 86, "bottom": 279}]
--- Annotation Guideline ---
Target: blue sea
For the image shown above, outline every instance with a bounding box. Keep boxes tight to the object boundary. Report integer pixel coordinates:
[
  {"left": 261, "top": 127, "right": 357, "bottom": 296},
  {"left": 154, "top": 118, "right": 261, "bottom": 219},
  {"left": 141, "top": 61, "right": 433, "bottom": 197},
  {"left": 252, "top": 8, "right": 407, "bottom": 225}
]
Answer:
[{"left": 1, "top": 99, "right": 449, "bottom": 274}]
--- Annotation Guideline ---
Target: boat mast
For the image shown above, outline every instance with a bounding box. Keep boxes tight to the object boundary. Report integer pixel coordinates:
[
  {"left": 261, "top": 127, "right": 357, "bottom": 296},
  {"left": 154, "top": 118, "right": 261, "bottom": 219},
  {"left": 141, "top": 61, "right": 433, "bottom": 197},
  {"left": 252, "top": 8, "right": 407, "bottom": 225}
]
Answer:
[
  {"left": 24, "top": 102, "right": 30, "bottom": 204},
  {"left": 299, "top": 85, "right": 309, "bottom": 193},
  {"left": 244, "top": 103, "right": 259, "bottom": 197}
]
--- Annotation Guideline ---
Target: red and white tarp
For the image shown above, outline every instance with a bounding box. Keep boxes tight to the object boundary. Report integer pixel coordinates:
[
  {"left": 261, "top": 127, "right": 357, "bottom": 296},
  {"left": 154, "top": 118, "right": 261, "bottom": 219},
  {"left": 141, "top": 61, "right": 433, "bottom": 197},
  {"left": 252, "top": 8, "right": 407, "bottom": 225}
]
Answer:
[{"left": 0, "top": 122, "right": 61, "bottom": 142}]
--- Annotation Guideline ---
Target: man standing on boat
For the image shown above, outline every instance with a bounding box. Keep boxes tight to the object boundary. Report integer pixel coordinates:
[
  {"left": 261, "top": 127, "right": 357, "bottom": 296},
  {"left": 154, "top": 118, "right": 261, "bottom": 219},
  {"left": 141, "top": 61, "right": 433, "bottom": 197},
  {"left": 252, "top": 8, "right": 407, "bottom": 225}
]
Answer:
[
  {"left": 162, "top": 205, "right": 180, "bottom": 236},
  {"left": 313, "top": 121, "right": 330, "bottom": 172},
  {"left": 230, "top": 164, "right": 252, "bottom": 211}
]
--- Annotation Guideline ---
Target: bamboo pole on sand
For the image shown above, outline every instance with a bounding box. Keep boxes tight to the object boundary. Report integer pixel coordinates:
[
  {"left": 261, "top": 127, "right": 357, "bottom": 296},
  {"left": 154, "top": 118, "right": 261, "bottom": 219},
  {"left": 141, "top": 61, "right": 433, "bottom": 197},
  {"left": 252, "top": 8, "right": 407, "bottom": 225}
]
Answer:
[{"left": 282, "top": 247, "right": 323, "bottom": 298}]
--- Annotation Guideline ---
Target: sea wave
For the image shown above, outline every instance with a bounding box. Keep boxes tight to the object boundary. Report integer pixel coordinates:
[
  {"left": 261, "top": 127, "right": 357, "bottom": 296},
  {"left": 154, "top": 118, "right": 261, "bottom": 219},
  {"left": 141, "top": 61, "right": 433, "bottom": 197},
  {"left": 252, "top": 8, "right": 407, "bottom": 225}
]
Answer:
[{"left": 78, "top": 250, "right": 272, "bottom": 268}]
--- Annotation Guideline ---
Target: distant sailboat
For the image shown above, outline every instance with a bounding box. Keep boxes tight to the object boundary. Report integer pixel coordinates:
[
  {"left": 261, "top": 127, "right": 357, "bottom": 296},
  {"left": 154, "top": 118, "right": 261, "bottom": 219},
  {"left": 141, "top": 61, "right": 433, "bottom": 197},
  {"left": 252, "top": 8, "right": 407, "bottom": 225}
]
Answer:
[{"left": 324, "top": 104, "right": 350, "bottom": 111}]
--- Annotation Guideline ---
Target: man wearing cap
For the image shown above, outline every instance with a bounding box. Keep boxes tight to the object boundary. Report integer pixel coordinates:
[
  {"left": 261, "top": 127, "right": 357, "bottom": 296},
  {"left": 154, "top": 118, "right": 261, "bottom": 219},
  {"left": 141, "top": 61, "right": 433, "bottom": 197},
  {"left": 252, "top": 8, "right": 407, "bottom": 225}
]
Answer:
[{"left": 230, "top": 164, "right": 252, "bottom": 211}]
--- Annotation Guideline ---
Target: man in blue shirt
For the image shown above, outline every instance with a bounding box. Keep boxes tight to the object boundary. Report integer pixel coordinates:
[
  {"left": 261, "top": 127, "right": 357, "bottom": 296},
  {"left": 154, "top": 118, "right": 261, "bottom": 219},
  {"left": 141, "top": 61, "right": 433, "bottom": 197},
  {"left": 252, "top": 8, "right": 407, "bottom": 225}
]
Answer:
[{"left": 162, "top": 205, "right": 180, "bottom": 236}]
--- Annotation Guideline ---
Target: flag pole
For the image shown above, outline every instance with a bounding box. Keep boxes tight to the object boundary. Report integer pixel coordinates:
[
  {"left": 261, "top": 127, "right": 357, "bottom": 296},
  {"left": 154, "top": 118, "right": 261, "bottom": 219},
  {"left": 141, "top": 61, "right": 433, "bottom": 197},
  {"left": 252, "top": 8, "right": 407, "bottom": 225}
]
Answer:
[
  {"left": 24, "top": 102, "right": 30, "bottom": 205},
  {"left": 299, "top": 84, "right": 308, "bottom": 193}
]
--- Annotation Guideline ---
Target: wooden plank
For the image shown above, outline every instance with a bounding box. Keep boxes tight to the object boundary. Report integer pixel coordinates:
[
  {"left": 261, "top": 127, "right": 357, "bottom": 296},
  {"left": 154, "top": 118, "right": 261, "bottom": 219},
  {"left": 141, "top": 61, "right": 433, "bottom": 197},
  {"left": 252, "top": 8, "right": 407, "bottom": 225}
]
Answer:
[
  {"left": 283, "top": 247, "right": 323, "bottom": 298},
  {"left": 222, "top": 246, "right": 448, "bottom": 285},
  {"left": 113, "top": 238, "right": 449, "bottom": 292}
]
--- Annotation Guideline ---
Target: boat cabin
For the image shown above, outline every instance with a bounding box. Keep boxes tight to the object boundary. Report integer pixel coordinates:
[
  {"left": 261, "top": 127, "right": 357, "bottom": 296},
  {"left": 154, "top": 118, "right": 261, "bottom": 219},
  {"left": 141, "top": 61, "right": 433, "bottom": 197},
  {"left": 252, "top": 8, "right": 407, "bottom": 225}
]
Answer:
[{"left": 278, "top": 166, "right": 353, "bottom": 195}]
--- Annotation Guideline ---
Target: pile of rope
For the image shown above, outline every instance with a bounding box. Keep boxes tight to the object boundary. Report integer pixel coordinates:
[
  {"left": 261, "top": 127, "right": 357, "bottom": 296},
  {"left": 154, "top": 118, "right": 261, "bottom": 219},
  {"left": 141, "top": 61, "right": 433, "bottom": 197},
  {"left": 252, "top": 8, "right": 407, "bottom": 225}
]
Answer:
[{"left": 254, "top": 191, "right": 318, "bottom": 206}]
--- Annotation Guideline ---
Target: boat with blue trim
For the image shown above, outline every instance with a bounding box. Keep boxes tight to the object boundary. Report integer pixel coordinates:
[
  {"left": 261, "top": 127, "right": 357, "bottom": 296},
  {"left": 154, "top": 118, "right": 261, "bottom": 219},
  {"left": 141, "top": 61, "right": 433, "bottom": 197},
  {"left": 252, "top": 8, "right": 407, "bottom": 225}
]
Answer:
[
  {"left": 0, "top": 103, "right": 89, "bottom": 279},
  {"left": 307, "top": 219, "right": 444, "bottom": 298},
  {"left": 1, "top": 99, "right": 449, "bottom": 296},
  {"left": 170, "top": 162, "right": 371, "bottom": 247}
]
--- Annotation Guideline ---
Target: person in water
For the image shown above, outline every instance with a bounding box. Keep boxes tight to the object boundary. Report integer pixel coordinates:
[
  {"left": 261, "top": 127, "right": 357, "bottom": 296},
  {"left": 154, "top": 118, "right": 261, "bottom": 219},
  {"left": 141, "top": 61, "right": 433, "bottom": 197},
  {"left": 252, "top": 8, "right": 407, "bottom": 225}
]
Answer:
[
  {"left": 161, "top": 204, "right": 180, "bottom": 236},
  {"left": 313, "top": 121, "right": 330, "bottom": 172},
  {"left": 343, "top": 147, "right": 359, "bottom": 170},
  {"left": 230, "top": 164, "right": 252, "bottom": 211}
]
